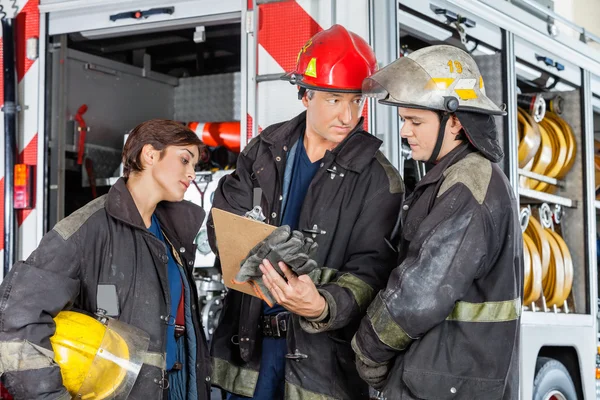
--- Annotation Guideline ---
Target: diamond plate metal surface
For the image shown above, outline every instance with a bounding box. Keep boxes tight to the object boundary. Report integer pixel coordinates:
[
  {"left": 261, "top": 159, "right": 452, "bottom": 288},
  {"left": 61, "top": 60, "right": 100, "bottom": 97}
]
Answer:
[
  {"left": 81, "top": 144, "right": 122, "bottom": 187},
  {"left": 174, "top": 73, "right": 241, "bottom": 122},
  {"left": 474, "top": 53, "right": 506, "bottom": 172}
]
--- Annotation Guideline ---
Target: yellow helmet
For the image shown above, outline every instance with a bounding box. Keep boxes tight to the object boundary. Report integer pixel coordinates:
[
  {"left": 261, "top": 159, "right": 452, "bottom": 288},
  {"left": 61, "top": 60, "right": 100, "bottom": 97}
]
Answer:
[{"left": 50, "top": 311, "right": 149, "bottom": 399}]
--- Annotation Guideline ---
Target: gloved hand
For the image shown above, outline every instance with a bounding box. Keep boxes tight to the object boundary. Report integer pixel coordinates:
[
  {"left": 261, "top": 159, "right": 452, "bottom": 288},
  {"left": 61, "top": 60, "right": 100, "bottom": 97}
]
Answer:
[
  {"left": 266, "top": 230, "right": 318, "bottom": 275},
  {"left": 355, "top": 356, "right": 390, "bottom": 391},
  {"left": 233, "top": 225, "right": 319, "bottom": 306}
]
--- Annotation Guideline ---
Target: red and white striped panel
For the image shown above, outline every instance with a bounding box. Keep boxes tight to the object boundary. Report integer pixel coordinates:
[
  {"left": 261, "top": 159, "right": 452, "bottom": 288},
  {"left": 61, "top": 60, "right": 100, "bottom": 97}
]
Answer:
[
  {"left": 248, "top": 0, "right": 371, "bottom": 141},
  {"left": 0, "top": 0, "right": 42, "bottom": 282}
]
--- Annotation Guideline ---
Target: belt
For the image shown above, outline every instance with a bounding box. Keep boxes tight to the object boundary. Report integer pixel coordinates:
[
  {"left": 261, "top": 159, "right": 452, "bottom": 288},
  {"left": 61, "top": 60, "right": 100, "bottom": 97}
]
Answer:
[{"left": 261, "top": 312, "right": 290, "bottom": 338}]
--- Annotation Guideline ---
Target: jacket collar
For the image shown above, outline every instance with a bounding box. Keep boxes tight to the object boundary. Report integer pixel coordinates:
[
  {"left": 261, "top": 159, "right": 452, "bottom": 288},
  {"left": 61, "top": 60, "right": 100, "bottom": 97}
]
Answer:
[
  {"left": 260, "top": 111, "right": 382, "bottom": 173},
  {"left": 416, "top": 143, "right": 475, "bottom": 188},
  {"left": 259, "top": 111, "right": 306, "bottom": 146},
  {"left": 105, "top": 178, "right": 205, "bottom": 246}
]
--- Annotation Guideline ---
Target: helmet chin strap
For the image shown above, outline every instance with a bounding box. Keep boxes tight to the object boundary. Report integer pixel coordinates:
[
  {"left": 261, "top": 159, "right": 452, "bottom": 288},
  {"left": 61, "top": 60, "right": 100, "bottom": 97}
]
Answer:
[
  {"left": 298, "top": 87, "right": 307, "bottom": 100},
  {"left": 427, "top": 97, "right": 459, "bottom": 164},
  {"left": 427, "top": 113, "right": 450, "bottom": 164}
]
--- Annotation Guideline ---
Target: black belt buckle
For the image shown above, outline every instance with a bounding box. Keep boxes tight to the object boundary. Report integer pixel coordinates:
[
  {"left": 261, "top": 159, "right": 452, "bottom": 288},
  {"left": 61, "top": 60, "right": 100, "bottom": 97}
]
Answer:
[
  {"left": 174, "top": 324, "right": 185, "bottom": 339},
  {"left": 262, "top": 312, "right": 289, "bottom": 338}
]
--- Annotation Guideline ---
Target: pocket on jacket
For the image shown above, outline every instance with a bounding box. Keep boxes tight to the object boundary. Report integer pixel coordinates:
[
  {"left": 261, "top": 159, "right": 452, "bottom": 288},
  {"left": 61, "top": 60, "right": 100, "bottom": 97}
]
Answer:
[{"left": 402, "top": 368, "right": 504, "bottom": 400}]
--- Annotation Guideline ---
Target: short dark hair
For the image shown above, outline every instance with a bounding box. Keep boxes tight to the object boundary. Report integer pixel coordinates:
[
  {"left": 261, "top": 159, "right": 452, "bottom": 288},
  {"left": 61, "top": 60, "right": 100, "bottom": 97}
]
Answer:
[{"left": 122, "top": 119, "right": 203, "bottom": 178}]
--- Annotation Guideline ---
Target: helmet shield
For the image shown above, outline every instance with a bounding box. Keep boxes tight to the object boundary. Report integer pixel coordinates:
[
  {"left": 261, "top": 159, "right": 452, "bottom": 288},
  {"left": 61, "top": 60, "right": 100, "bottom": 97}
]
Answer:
[
  {"left": 76, "top": 317, "right": 150, "bottom": 399},
  {"left": 363, "top": 57, "right": 444, "bottom": 110}
]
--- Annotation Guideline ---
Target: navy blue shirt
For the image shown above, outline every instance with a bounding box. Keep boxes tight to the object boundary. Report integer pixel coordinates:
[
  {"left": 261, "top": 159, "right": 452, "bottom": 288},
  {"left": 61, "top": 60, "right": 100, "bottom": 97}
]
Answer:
[
  {"left": 148, "top": 214, "right": 182, "bottom": 370},
  {"left": 264, "top": 135, "right": 321, "bottom": 315},
  {"left": 281, "top": 136, "right": 321, "bottom": 230}
]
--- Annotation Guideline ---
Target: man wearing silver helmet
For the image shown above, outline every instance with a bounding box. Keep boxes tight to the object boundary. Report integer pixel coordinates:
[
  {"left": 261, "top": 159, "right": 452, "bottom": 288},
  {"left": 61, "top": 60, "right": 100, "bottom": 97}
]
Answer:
[{"left": 351, "top": 45, "right": 522, "bottom": 399}]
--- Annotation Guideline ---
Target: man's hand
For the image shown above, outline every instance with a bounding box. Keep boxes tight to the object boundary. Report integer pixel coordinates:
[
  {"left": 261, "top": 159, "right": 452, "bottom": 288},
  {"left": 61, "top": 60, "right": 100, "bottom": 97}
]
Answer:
[{"left": 260, "top": 259, "right": 326, "bottom": 318}]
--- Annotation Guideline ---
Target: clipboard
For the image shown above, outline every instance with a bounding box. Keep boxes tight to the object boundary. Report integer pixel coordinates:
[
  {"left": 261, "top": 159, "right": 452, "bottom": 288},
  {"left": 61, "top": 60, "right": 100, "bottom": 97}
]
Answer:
[{"left": 212, "top": 208, "right": 276, "bottom": 297}]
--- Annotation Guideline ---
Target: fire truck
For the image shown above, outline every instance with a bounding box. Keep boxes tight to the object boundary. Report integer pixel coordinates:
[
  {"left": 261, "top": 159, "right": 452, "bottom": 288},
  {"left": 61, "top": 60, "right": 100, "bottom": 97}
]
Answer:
[{"left": 1, "top": 0, "right": 599, "bottom": 398}]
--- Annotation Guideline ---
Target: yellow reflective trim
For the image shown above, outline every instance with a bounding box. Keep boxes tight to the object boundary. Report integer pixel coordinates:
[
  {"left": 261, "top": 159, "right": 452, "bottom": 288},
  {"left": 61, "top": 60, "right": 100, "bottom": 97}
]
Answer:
[
  {"left": 334, "top": 273, "right": 374, "bottom": 311},
  {"left": 0, "top": 340, "right": 56, "bottom": 374},
  {"left": 318, "top": 267, "right": 337, "bottom": 284},
  {"left": 446, "top": 298, "right": 521, "bottom": 322},
  {"left": 211, "top": 357, "right": 258, "bottom": 397},
  {"left": 479, "top": 75, "right": 484, "bottom": 89},
  {"left": 141, "top": 351, "right": 166, "bottom": 370},
  {"left": 285, "top": 381, "right": 336, "bottom": 400},
  {"left": 367, "top": 294, "right": 413, "bottom": 351},
  {"left": 305, "top": 58, "right": 318, "bottom": 78},
  {"left": 455, "top": 88, "right": 478, "bottom": 100},
  {"left": 425, "top": 77, "right": 455, "bottom": 90}
]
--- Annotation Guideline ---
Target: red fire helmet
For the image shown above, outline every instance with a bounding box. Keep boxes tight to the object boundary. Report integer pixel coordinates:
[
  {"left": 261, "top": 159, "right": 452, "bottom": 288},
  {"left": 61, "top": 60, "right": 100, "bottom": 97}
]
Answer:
[{"left": 282, "top": 24, "right": 377, "bottom": 93}]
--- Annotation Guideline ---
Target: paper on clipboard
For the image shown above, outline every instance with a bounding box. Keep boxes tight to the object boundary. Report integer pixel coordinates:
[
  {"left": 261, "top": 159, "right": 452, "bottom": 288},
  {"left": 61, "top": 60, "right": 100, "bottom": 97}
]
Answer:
[{"left": 212, "top": 208, "right": 276, "bottom": 297}]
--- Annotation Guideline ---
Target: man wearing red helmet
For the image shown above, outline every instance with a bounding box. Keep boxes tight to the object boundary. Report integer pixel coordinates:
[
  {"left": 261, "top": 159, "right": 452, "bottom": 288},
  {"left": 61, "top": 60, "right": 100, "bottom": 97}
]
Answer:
[{"left": 207, "top": 25, "right": 403, "bottom": 399}]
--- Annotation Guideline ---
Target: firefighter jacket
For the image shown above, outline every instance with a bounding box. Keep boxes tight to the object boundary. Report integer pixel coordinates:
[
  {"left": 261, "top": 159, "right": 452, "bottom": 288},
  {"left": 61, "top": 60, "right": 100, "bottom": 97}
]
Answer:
[
  {"left": 206, "top": 111, "right": 404, "bottom": 399},
  {"left": 0, "top": 178, "right": 211, "bottom": 400},
  {"left": 352, "top": 144, "right": 523, "bottom": 400}
]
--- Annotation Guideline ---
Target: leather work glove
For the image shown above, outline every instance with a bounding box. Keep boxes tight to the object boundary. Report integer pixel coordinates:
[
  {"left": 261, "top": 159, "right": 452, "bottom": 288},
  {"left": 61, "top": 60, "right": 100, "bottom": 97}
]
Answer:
[
  {"left": 282, "top": 234, "right": 321, "bottom": 283},
  {"left": 266, "top": 231, "right": 319, "bottom": 275},
  {"left": 234, "top": 225, "right": 291, "bottom": 281},
  {"left": 355, "top": 356, "right": 390, "bottom": 391},
  {"left": 233, "top": 225, "right": 319, "bottom": 306},
  {"left": 233, "top": 225, "right": 291, "bottom": 306}
]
